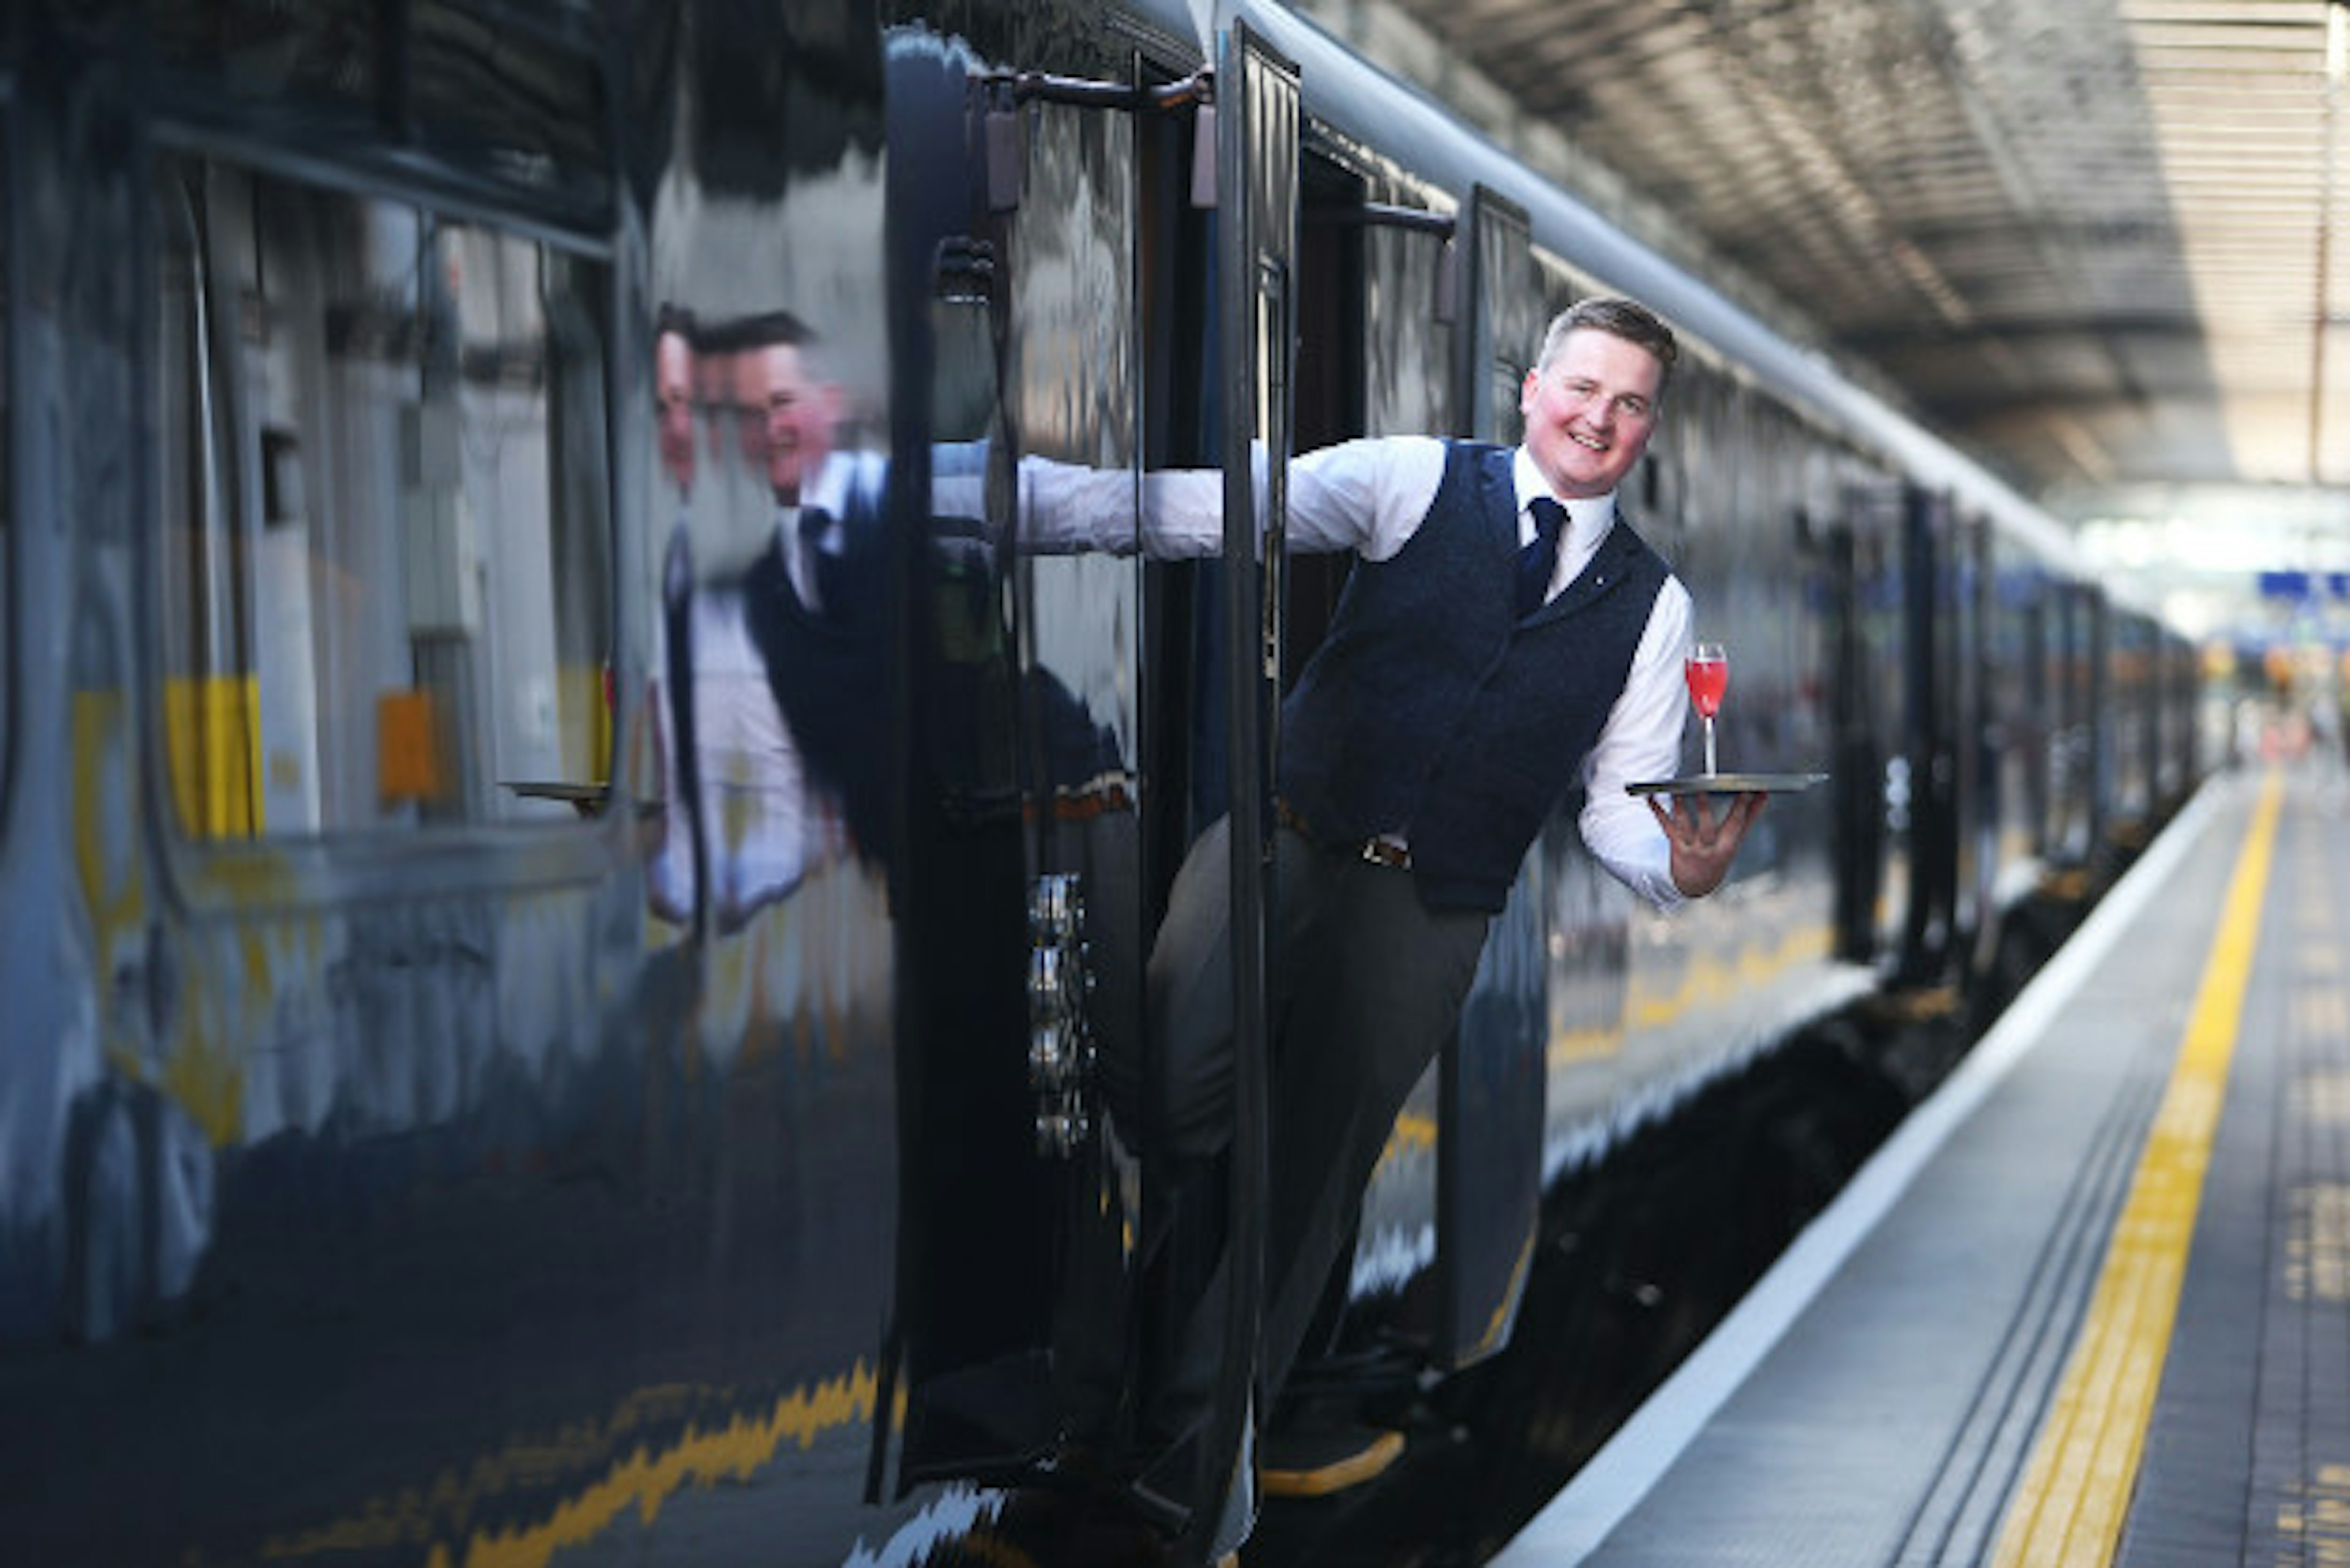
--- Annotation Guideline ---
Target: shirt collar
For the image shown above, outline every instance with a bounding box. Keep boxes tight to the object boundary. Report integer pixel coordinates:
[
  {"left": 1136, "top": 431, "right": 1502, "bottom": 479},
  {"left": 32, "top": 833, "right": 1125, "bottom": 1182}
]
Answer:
[
  {"left": 789, "top": 456, "right": 843, "bottom": 522},
  {"left": 1510, "top": 447, "right": 1616, "bottom": 548},
  {"left": 786, "top": 448, "right": 885, "bottom": 522}
]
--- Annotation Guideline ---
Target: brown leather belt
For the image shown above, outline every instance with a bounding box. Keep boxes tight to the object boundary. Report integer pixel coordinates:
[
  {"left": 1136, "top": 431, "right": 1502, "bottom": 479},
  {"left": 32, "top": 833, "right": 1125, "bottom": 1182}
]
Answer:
[{"left": 1274, "top": 798, "right": 1412, "bottom": 870}]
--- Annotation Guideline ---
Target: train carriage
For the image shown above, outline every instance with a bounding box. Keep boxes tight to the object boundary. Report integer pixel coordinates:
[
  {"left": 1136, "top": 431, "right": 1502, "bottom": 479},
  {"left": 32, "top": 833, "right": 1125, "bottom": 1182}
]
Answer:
[{"left": 0, "top": 2, "right": 2201, "bottom": 1566}]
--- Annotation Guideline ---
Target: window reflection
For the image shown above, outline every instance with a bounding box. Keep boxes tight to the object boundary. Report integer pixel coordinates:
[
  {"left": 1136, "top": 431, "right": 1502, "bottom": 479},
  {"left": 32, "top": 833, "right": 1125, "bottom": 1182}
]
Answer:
[
  {"left": 641, "top": 307, "right": 891, "bottom": 930},
  {"left": 154, "top": 159, "right": 611, "bottom": 837}
]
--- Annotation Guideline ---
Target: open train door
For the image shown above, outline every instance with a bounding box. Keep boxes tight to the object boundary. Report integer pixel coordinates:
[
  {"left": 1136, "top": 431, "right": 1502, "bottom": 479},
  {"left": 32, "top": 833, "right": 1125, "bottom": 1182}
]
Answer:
[
  {"left": 879, "top": 30, "right": 1169, "bottom": 1504},
  {"left": 1425, "top": 185, "right": 1548, "bottom": 1370},
  {"left": 1160, "top": 18, "right": 1302, "bottom": 1558},
  {"left": 875, "top": 20, "right": 1298, "bottom": 1559}
]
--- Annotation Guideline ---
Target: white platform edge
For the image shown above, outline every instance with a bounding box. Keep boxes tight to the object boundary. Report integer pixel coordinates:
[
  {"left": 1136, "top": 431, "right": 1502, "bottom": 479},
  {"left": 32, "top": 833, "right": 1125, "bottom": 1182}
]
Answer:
[{"left": 1486, "top": 778, "right": 2229, "bottom": 1566}]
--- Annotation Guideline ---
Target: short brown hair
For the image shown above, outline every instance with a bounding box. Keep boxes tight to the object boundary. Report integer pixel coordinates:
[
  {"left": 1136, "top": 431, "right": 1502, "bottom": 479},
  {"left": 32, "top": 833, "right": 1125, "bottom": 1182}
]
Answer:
[{"left": 1537, "top": 296, "right": 1679, "bottom": 403}]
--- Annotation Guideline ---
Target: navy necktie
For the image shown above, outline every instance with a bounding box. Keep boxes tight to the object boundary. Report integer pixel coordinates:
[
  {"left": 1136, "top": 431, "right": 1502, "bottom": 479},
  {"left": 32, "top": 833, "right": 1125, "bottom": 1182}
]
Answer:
[{"left": 1516, "top": 497, "right": 1566, "bottom": 618}]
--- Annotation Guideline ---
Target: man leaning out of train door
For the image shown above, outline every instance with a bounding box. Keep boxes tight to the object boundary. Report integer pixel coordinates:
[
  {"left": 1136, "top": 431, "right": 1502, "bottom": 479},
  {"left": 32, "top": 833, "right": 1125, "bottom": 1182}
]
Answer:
[{"left": 1013, "top": 296, "right": 1765, "bottom": 1504}]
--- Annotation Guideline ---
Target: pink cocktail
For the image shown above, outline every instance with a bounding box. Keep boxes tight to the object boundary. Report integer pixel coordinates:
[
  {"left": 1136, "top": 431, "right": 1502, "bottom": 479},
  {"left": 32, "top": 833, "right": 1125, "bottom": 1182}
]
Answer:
[{"left": 1686, "top": 642, "right": 1727, "bottom": 774}]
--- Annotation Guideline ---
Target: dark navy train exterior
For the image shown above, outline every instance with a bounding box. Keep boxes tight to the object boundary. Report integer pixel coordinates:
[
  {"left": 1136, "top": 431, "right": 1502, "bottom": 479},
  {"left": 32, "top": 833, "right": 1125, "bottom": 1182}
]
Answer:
[{"left": 0, "top": 2, "right": 2202, "bottom": 1564}]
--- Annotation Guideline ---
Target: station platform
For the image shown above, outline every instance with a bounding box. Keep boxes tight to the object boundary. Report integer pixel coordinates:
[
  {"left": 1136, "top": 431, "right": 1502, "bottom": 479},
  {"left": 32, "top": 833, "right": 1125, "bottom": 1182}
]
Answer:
[{"left": 1490, "top": 763, "right": 2348, "bottom": 1567}]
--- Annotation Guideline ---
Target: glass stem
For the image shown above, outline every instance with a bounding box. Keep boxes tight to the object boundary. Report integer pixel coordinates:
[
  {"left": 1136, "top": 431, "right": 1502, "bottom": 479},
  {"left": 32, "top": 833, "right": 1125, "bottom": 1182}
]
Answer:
[{"left": 1703, "top": 716, "right": 1717, "bottom": 775}]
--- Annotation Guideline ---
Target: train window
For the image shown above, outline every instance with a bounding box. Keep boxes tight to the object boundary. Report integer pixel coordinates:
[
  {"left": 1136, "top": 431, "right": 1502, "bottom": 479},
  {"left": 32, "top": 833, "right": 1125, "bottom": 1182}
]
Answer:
[
  {"left": 148, "top": 1, "right": 609, "bottom": 192},
  {"left": 153, "top": 156, "right": 611, "bottom": 839},
  {"left": 149, "top": 2, "right": 382, "bottom": 114}
]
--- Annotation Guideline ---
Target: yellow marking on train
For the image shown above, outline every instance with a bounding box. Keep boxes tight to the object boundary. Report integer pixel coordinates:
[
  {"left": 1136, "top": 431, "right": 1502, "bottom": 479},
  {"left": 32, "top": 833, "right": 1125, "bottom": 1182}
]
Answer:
[
  {"left": 1624, "top": 920, "right": 1835, "bottom": 1032},
  {"left": 1474, "top": 1229, "right": 1539, "bottom": 1359},
  {"left": 1389, "top": 1112, "right": 1436, "bottom": 1154},
  {"left": 74, "top": 688, "right": 228, "bottom": 1127},
  {"left": 263, "top": 1365, "right": 877, "bottom": 1568},
  {"left": 160, "top": 1026, "right": 244, "bottom": 1148},
  {"left": 1375, "top": 919, "right": 1835, "bottom": 1177},
  {"left": 1548, "top": 1024, "right": 1621, "bottom": 1066},
  {"left": 458, "top": 1364, "right": 876, "bottom": 1568},
  {"left": 1547, "top": 919, "right": 1836, "bottom": 1073},
  {"left": 562, "top": 660, "right": 613, "bottom": 785},
  {"left": 1370, "top": 1111, "right": 1438, "bottom": 1181},
  {"left": 164, "top": 673, "right": 264, "bottom": 837},
  {"left": 72, "top": 688, "right": 147, "bottom": 943},
  {"left": 1990, "top": 772, "right": 2281, "bottom": 1568}
]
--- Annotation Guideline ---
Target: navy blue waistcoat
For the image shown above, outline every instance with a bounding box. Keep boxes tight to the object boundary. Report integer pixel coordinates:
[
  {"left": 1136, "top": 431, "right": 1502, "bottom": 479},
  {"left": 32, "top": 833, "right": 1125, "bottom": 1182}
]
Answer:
[{"left": 1277, "top": 441, "right": 1670, "bottom": 913}]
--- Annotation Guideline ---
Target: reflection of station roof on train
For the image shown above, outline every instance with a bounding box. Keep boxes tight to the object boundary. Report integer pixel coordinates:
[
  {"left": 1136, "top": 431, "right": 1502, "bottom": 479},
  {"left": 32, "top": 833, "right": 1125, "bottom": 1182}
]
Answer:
[{"left": 1299, "top": 0, "right": 2350, "bottom": 639}]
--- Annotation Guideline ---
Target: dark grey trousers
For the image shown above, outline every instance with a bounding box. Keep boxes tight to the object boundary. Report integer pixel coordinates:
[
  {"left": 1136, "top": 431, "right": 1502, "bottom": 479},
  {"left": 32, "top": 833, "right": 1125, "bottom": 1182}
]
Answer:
[{"left": 1141, "top": 816, "right": 1491, "bottom": 1423}]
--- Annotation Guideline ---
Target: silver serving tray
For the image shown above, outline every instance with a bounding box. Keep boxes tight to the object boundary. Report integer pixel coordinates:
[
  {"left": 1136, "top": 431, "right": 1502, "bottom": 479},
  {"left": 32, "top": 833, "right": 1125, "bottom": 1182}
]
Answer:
[{"left": 1625, "top": 771, "right": 1829, "bottom": 797}]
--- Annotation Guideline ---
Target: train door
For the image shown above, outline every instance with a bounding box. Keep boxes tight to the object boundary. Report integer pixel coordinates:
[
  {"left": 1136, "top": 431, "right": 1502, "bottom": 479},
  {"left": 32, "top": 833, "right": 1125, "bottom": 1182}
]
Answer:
[
  {"left": 1827, "top": 517, "right": 1868, "bottom": 964},
  {"left": 2012, "top": 559, "right": 2054, "bottom": 870},
  {"left": 1952, "top": 511, "right": 1999, "bottom": 983},
  {"left": 1427, "top": 186, "right": 1548, "bottom": 1370},
  {"left": 1976, "top": 534, "right": 2054, "bottom": 947},
  {"left": 878, "top": 21, "right": 1297, "bottom": 1558},
  {"left": 2046, "top": 581, "right": 2103, "bottom": 874},
  {"left": 2159, "top": 630, "right": 2198, "bottom": 811},
  {"left": 996, "top": 83, "right": 1154, "bottom": 1485},
  {"left": 1279, "top": 172, "right": 1539, "bottom": 1384},
  {"left": 881, "top": 28, "right": 1161, "bottom": 1495},
  {"left": 1829, "top": 472, "right": 1908, "bottom": 971},
  {"left": 2108, "top": 611, "right": 2155, "bottom": 845},
  {"left": 2042, "top": 578, "right": 2081, "bottom": 876},
  {"left": 2084, "top": 590, "right": 2117, "bottom": 858},
  {"left": 1897, "top": 482, "right": 1959, "bottom": 987},
  {"left": 1178, "top": 24, "right": 1299, "bottom": 1555}
]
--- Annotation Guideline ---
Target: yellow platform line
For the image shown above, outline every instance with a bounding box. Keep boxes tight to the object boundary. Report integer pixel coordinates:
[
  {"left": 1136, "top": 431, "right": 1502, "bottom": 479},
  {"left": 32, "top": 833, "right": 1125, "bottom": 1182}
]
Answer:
[{"left": 1990, "top": 772, "right": 2282, "bottom": 1568}]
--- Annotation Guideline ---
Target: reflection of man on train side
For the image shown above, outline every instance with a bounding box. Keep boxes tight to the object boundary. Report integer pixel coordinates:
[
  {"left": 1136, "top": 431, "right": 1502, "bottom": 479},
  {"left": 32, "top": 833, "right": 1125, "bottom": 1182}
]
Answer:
[
  {"left": 644, "top": 310, "right": 880, "bottom": 929},
  {"left": 655, "top": 304, "right": 698, "bottom": 502},
  {"left": 735, "top": 313, "right": 895, "bottom": 873},
  {"left": 645, "top": 304, "right": 712, "bottom": 924}
]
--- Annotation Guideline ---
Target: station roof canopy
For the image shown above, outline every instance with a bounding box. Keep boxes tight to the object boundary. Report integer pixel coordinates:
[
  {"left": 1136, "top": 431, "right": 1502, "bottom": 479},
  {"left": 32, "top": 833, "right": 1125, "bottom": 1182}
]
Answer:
[{"left": 1304, "top": 0, "right": 2350, "bottom": 537}]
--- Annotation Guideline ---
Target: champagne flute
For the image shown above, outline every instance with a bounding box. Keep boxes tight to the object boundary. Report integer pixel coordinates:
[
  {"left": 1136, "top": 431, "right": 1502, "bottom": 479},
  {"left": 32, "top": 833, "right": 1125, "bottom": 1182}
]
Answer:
[{"left": 1685, "top": 641, "right": 1727, "bottom": 775}]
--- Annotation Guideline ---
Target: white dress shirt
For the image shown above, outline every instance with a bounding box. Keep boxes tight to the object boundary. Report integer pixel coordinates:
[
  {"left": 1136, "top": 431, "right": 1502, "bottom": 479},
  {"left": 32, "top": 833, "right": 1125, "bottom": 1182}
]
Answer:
[
  {"left": 647, "top": 450, "right": 889, "bottom": 928},
  {"left": 780, "top": 447, "right": 889, "bottom": 612},
  {"left": 1014, "top": 436, "right": 1693, "bottom": 909}
]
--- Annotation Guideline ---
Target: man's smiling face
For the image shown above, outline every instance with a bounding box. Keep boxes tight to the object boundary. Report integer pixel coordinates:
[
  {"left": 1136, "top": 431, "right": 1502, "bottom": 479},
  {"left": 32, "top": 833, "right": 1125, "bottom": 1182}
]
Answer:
[{"left": 1518, "top": 327, "right": 1664, "bottom": 500}]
